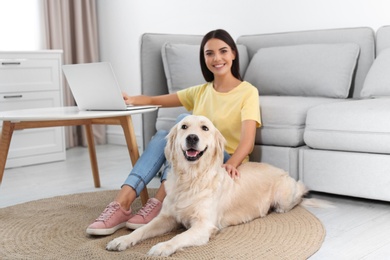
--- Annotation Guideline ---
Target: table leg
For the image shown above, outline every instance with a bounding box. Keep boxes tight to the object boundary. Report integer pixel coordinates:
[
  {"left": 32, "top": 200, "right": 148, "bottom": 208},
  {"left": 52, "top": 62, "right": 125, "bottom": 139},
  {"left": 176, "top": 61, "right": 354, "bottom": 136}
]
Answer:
[
  {"left": 84, "top": 124, "right": 101, "bottom": 188},
  {"left": 0, "top": 121, "right": 15, "bottom": 185},
  {"left": 120, "top": 116, "right": 149, "bottom": 205}
]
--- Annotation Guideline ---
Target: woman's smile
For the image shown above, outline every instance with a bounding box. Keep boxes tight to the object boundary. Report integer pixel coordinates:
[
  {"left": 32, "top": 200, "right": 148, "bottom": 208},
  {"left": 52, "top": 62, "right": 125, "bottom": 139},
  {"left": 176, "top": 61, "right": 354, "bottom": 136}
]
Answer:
[{"left": 213, "top": 63, "right": 226, "bottom": 69}]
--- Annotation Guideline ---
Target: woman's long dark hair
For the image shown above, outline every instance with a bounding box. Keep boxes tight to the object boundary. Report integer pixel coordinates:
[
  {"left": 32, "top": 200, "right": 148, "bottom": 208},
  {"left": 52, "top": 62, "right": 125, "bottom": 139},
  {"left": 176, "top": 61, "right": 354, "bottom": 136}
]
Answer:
[{"left": 200, "top": 29, "right": 242, "bottom": 82}]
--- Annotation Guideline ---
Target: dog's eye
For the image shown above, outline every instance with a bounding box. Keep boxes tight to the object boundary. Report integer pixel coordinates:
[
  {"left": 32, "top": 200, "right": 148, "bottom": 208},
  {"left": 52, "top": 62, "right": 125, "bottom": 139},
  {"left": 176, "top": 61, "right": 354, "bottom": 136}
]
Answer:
[
  {"left": 181, "top": 124, "right": 188, "bottom": 130},
  {"left": 202, "top": 125, "right": 209, "bottom": 131}
]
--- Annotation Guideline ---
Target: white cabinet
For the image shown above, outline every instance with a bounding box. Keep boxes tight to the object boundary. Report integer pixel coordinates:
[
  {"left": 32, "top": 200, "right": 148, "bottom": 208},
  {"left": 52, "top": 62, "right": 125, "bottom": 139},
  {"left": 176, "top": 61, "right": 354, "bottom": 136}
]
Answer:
[{"left": 0, "top": 51, "right": 66, "bottom": 168}]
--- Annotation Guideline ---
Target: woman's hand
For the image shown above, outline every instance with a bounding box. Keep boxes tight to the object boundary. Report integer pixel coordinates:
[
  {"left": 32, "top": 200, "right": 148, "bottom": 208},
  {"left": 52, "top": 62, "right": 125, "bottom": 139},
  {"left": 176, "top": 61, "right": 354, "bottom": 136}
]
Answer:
[
  {"left": 122, "top": 92, "right": 133, "bottom": 105},
  {"left": 222, "top": 163, "right": 240, "bottom": 179},
  {"left": 122, "top": 92, "right": 181, "bottom": 107},
  {"left": 122, "top": 93, "right": 152, "bottom": 106}
]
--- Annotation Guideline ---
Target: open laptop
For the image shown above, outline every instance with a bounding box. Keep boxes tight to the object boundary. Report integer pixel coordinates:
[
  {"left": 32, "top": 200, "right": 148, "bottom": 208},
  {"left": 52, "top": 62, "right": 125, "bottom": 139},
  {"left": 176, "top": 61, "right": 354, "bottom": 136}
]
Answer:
[{"left": 62, "top": 62, "right": 158, "bottom": 111}]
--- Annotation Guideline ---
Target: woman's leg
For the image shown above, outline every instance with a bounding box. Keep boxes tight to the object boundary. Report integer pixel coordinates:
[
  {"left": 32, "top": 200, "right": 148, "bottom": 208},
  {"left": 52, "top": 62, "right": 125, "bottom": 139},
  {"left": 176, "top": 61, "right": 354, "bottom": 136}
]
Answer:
[
  {"left": 87, "top": 129, "right": 168, "bottom": 235},
  {"left": 119, "top": 129, "right": 169, "bottom": 207},
  {"left": 124, "top": 113, "right": 189, "bottom": 202},
  {"left": 126, "top": 114, "right": 190, "bottom": 229}
]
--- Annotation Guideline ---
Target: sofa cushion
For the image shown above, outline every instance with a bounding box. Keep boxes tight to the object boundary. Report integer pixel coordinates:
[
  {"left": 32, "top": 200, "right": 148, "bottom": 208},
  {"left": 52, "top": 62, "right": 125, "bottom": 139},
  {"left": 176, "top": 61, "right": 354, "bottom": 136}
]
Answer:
[
  {"left": 257, "top": 96, "right": 345, "bottom": 147},
  {"left": 161, "top": 43, "right": 249, "bottom": 93},
  {"left": 304, "top": 98, "right": 390, "bottom": 153},
  {"left": 244, "top": 43, "right": 360, "bottom": 98},
  {"left": 360, "top": 48, "right": 390, "bottom": 98},
  {"left": 237, "top": 27, "right": 375, "bottom": 99},
  {"left": 161, "top": 44, "right": 203, "bottom": 93}
]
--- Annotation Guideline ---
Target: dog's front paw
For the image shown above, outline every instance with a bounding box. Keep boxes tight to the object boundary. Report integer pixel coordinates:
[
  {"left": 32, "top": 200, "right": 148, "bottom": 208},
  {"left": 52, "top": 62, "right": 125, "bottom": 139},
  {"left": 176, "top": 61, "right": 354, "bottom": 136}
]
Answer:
[
  {"left": 148, "top": 242, "right": 177, "bottom": 256},
  {"left": 106, "top": 236, "right": 134, "bottom": 252}
]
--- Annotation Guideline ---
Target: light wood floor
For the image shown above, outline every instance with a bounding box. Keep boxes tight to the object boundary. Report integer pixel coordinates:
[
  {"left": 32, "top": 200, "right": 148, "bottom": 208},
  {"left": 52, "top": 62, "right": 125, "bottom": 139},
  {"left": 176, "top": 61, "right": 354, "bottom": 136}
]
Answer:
[{"left": 1, "top": 144, "right": 389, "bottom": 259}]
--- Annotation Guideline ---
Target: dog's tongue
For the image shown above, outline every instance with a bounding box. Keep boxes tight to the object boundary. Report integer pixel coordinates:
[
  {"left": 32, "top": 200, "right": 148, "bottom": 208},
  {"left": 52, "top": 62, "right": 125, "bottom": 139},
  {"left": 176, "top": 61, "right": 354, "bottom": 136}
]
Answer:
[{"left": 186, "top": 149, "right": 199, "bottom": 157}]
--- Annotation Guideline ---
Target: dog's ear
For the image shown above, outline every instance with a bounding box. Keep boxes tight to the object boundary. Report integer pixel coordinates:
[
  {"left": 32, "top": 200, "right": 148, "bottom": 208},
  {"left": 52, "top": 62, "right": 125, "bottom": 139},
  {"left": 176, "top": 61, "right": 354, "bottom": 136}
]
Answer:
[
  {"left": 165, "top": 123, "right": 178, "bottom": 162},
  {"left": 214, "top": 128, "right": 226, "bottom": 162}
]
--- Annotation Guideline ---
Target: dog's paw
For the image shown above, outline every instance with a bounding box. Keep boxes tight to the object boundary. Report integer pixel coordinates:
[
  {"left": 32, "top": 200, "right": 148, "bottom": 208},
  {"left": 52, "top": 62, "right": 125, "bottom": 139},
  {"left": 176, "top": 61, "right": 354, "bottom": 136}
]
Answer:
[
  {"left": 147, "top": 242, "right": 177, "bottom": 256},
  {"left": 106, "top": 236, "right": 134, "bottom": 251}
]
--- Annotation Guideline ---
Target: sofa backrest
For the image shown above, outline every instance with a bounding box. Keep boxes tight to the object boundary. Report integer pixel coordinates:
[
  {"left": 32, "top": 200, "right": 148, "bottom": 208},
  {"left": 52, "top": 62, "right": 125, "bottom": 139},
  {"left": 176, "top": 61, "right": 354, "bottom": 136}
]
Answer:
[{"left": 237, "top": 27, "right": 375, "bottom": 99}]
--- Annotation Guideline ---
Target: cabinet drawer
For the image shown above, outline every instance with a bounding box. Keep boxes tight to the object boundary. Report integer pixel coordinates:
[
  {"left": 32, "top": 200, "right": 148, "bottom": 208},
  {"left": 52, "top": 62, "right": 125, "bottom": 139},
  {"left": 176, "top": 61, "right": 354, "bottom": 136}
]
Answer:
[
  {"left": 0, "top": 59, "right": 60, "bottom": 93},
  {"left": 6, "top": 127, "right": 64, "bottom": 160},
  {"left": 0, "top": 91, "right": 61, "bottom": 112},
  {"left": 0, "top": 91, "right": 65, "bottom": 166}
]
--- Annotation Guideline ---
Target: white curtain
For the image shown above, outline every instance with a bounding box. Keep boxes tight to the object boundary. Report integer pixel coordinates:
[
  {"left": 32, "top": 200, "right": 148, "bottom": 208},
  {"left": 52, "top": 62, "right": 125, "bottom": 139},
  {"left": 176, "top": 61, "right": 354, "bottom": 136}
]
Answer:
[{"left": 43, "top": 0, "right": 106, "bottom": 147}]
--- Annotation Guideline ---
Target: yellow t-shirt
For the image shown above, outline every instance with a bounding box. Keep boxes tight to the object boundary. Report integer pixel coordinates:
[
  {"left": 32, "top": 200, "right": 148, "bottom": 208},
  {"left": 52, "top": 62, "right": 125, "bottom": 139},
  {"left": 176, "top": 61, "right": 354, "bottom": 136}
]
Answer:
[{"left": 177, "top": 81, "right": 261, "bottom": 155}]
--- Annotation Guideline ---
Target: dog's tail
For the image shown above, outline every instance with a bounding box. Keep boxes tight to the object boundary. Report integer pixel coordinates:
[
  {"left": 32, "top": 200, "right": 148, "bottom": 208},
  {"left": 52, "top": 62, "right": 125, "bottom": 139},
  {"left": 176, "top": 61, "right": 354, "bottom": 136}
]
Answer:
[
  {"left": 301, "top": 198, "right": 335, "bottom": 208},
  {"left": 296, "top": 181, "right": 335, "bottom": 208}
]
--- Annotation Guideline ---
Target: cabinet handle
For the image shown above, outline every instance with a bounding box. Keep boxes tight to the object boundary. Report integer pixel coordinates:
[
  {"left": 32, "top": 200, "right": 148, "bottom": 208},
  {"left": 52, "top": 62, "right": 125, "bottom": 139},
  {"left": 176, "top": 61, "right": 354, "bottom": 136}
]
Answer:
[
  {"left": 2, "top": 62, "right": 21, "bottom": 65},
  {"left": 3, "top": 95, "right": 23, "bottom": 99}
]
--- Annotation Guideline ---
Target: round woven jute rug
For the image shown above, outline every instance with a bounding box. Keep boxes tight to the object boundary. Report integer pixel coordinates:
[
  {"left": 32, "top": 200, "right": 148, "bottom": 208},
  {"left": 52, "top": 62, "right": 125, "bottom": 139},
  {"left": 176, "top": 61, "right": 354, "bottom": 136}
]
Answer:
[{"left": 0, "top": 189, "right": 325, "bottom": 259}]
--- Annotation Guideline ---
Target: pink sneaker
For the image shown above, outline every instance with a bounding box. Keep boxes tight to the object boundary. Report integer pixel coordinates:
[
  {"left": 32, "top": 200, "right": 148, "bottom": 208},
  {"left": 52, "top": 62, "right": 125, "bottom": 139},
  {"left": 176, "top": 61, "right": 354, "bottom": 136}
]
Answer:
[
  {"left": 86, "top": 201, "right": 133, "bottom": 236},
  {"left": 126, "top": 198, "right": 162, "bottom": 229}
]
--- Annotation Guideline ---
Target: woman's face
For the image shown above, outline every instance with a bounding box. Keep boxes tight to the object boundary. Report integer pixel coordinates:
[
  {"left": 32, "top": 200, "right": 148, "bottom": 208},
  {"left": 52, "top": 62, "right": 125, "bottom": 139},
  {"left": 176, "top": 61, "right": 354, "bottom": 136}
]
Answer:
[{"left": 203, "top": 38, "right": 236, "bottom": 78}]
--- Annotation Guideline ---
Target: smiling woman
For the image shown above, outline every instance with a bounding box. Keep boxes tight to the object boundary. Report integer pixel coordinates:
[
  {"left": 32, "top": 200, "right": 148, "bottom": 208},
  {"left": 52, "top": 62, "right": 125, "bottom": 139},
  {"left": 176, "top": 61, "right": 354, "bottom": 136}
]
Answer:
[
  {"left": 0, "top": 0, "right": 44, "bottom": 50},
  {"left": 86, "top": 29, "right": 261, "bottom": 237}
]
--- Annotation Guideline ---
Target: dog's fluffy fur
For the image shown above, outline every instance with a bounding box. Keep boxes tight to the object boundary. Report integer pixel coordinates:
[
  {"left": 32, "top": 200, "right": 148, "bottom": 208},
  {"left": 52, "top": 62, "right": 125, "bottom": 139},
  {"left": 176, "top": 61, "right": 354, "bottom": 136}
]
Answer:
[{"left": 106, "top": 115, "right": 307, "bottom": 256}]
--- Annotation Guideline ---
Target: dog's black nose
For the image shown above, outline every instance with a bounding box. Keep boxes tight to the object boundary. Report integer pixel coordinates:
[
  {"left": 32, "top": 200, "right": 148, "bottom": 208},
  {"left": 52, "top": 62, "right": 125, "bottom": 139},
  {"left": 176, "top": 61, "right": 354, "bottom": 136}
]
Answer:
[{"left": 186, "top": 134, "right": 199, "bottom": 146}]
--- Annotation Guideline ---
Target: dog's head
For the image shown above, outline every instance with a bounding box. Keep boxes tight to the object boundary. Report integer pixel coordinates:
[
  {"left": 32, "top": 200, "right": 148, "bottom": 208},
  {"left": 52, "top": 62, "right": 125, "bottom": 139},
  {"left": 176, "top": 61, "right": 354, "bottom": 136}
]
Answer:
[{"left": 165, "top": 115, "right": 226, "bottom": 167}]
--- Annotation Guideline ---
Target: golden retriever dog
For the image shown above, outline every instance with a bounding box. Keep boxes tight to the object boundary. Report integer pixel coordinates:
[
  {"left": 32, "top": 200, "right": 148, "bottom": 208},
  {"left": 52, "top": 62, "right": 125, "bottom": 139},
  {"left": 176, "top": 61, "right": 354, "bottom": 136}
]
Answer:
[{"left": 106, "top": 115, "right": 307, "bottom": 256}]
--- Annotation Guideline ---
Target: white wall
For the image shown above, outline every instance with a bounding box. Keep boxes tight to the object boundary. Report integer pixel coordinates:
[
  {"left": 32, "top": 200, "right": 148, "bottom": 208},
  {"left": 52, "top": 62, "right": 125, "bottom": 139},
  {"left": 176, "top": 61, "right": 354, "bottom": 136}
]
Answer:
[
  {"left": 0, "top": 0, "right": 44, "bottom": 50},
  {"left": 96, "top": 0, "right": 390, "bottom": 145}
]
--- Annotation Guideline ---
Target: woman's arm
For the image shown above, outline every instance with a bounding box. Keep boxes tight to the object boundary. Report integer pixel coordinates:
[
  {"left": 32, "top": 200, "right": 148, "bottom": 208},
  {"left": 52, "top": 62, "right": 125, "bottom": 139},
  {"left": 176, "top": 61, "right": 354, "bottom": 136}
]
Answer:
[
  {"left": 223, "top": 119, "right": 257, "bottom": 179},
  {"left": 123, "top": 93, "right": 182, "bottom": 107}
]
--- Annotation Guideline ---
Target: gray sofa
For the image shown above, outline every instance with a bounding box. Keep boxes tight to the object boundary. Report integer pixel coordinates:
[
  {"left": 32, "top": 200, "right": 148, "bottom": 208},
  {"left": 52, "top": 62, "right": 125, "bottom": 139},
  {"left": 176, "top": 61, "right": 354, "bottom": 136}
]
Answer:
[{"left": 140, "top": 26, "right": 390, "bottom": 202}]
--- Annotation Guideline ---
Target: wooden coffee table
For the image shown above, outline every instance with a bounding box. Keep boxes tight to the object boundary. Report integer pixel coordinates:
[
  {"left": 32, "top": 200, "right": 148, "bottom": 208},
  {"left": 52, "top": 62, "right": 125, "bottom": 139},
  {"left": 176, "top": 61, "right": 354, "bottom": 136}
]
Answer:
[{"left": 0, "top": 106, "right": 158, "bottom": 205}]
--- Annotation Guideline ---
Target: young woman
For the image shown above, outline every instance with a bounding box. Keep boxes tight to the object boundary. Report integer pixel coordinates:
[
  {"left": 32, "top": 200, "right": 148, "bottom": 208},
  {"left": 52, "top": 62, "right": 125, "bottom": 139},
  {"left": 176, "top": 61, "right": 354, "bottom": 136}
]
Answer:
[{"left": 86, "top": 29, "right": 261, "bottom": 235}]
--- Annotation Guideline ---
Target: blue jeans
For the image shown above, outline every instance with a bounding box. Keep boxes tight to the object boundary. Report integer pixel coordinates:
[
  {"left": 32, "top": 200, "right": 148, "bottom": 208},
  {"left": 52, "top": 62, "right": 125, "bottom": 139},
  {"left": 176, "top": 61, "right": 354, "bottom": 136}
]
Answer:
[{"left": 122, "top": 114, "right": 231, "bottom": 196}]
